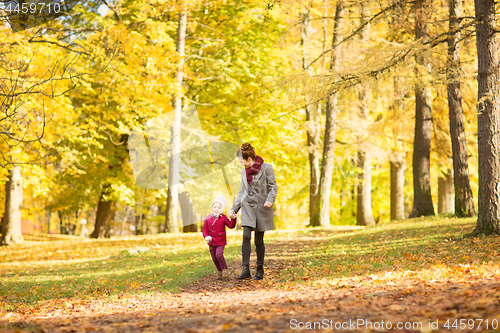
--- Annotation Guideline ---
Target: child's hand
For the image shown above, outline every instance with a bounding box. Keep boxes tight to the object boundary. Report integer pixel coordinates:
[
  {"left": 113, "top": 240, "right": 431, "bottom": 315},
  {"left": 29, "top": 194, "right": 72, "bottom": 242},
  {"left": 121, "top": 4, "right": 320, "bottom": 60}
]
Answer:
[{"left": 205, "top": 236, "right": 212, "bottom": 243}]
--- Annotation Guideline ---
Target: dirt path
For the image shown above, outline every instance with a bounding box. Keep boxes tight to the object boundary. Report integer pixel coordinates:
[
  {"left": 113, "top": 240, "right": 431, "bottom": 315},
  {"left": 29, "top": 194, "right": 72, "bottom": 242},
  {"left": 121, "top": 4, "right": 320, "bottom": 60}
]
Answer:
[{"left": 3, "top": 232, "right": 500, "bottom": 332}]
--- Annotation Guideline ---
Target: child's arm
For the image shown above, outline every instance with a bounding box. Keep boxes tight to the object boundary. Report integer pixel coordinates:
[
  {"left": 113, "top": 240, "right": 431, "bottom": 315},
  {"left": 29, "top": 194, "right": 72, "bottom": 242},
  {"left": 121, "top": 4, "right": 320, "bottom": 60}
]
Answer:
[
  {"left": 224, "top": 214, "right": 237, "bottom": 229},
  {"left": 202, "top": 218, "right": 209, "bottom": 238},
  {"left": 202, "top": 218, "right": 213, "bottom": 243}
]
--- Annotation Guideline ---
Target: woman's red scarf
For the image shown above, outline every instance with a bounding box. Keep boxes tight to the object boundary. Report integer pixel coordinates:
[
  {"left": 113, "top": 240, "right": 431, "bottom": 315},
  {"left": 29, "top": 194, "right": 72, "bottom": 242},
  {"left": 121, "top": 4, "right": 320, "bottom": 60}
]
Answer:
[{"left": 246, "top": 156, "right": 264, "bottom": 185}]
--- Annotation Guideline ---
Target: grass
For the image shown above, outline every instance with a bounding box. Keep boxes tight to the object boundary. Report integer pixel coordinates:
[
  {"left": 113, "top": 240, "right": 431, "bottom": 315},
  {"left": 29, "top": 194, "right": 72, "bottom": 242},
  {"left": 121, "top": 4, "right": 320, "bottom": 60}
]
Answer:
[
  {"left": 0, "top": 232, "right": 243, "bottom": 311},
  {"left": 0, "top": 215, "right": 498, "bottom": 313},
  {"left": 271, "top": 215, "right": 499, "bottom": 288}
]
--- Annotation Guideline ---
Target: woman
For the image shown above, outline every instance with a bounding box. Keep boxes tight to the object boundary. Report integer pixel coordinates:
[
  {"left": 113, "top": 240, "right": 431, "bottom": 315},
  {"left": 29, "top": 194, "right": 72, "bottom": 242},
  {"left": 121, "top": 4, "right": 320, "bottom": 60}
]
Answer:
[{"left": 228, "top": 143, "right": 278, "bottom": 280}]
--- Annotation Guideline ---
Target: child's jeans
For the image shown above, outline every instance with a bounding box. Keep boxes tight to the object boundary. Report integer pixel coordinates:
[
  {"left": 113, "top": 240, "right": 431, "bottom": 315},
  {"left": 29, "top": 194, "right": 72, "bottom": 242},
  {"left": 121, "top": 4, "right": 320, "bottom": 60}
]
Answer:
[{"left": 209, "top": 245, "right": 227, "bottom": 271}]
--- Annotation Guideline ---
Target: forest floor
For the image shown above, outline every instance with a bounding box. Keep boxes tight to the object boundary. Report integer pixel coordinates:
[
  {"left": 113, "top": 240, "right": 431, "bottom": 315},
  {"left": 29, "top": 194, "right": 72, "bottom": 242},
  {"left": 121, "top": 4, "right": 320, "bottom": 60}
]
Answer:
[{"left": 1, "top": 216, "right": 500, "bottom": 332}]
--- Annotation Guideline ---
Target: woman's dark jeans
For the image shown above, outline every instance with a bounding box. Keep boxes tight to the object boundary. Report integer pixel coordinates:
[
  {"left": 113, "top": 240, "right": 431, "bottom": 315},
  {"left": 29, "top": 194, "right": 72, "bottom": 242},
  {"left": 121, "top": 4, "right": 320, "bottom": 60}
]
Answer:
[{"left": 242, "top": 226, "right": 265, "bottom": 266}]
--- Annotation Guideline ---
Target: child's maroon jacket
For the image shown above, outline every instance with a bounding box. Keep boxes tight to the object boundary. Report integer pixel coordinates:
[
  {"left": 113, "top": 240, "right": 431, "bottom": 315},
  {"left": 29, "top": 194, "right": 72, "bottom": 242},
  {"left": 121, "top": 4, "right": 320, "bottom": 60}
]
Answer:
[{"left": 202, "top": 214, "right": 236, "bottom": 246}]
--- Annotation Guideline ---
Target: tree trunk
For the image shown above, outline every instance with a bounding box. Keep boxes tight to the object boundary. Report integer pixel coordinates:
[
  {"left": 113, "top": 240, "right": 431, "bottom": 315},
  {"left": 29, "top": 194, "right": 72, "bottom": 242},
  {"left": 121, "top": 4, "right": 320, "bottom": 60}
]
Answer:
[
  {"left": 135, "top": 211, "right": 144, "bottom": 235},
  {"left": 68, "top": 210, "right": 76, "bottom": 235},
  {"left": 310, "top": 1, "right": 344, "bottom": 228},
  {"left": 447, "top": 0, "right": 475, "bottom": 217},
  {"left": 410, "top": 0, "right": 435, "bottom": 218},
  {"left": 471, "top": 0, "right": 500, "bottom": 235},
  {"left": 356, "top": 1, "right": 375, "bottom": 227},
  {"left": 121, "top": 206, "right": 132, "bottom": 236},
  {"left": 90, "top": 188, "right": 112, "bottom": 238},
  {"left": 390, "top": 154, "right": 406, "bottom": 220},
  {"left": 58, "top": 211, "right": 65, "bottom": 234},
  {"left": 322, "top": 0, "right": 328, "bottom": 71},
  {"left": 351, "top": 176, "right": 356, "bottom": 218},
  {"left": 45, "top": 209, "right": 52, "bottom": 234},
  {"left": 104, "top": 204, "right": 115, "bottom": 238},
  {"left": 1, "top": 166, "right": 24, "bottom": 245},
  {"left": 300, "top": 9, "right": 321, "bottom": 226},
  {"left": 165, "top": 5, "right": 187, "bottom": 234},
  {"left": 90, "top": 133, "right": 129, "bottom": 238},
  {"left": 438, "top": 170, "right": 455, "bottom": 214},
  {"left": 357, "top": 152, "right": 375, "bottom": 226},
  {"left": 180, "top": 192, "right": 197, "bottom": 233},
  {"left": 391, "top": 73, "right": 408, "bottom": 221}
]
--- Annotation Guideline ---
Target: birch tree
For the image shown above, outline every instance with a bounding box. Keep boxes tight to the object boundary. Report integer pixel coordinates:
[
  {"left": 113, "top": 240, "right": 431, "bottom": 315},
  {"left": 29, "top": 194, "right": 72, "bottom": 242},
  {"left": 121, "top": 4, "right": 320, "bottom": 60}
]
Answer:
[
  {"left": 356, "top": 1, "right": 375, "bottom": 226},
  {"left": 165, "top": 4, "right": 187, "bottom": 233},
  {"left": 1, "top": 165, "right": 23, "bottom": 245},
  {"left": 299, "top": 7, "right": 320, "bottom": 226},
  {"left": 311, "top": 0, "right": 344, "bottom": 227}
]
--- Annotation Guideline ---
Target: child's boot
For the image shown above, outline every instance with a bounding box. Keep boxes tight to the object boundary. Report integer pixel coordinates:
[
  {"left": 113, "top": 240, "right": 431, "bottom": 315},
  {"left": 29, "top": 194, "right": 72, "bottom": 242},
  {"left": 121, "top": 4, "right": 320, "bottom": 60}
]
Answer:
[
  {"left": 222, "top": 268, "right": 229, "bottom": 279},
  {"left": 237, "top": 265, "right": 251, "bottom": 279},
  {"left": 254, "top": 265, "right": 264, "bottom": 280},
  {"left": 217, "top": 271, "right": 223, "bottom": 280}
]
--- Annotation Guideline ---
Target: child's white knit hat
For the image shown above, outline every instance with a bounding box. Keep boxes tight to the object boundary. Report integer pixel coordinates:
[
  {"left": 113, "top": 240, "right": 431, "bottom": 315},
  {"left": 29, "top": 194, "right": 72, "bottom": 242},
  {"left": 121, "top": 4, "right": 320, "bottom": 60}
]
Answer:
[{"left": 211, "top": 195, "right": 227, "bottom": 212}]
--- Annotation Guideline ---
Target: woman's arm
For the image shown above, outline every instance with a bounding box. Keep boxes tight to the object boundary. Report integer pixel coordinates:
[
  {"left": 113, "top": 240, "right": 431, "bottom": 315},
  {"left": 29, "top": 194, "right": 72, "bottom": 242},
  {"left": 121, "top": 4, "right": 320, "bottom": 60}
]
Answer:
[
  {"left": 231, "top": 173, "right": 246, "bottom": 213},
  {"left": 265, "top": 165, "right": 278, "bottom": 205}
]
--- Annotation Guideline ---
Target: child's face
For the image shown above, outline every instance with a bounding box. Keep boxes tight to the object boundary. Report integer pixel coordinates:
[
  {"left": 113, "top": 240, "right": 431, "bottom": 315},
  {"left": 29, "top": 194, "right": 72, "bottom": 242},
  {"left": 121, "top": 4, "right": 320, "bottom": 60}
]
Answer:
[{"left": 212, "top": 202, "right": 222, "bottom": 215}]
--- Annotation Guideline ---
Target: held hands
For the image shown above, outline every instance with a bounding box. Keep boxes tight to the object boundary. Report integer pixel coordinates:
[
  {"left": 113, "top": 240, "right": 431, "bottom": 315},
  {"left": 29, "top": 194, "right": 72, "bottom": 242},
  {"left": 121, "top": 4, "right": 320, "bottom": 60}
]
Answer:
[
  {"left": 228, "top": 204, "right": 271, "bottom": 214},
  {"left": 205, "top": 236, "right": 212, "bottom": 243}
]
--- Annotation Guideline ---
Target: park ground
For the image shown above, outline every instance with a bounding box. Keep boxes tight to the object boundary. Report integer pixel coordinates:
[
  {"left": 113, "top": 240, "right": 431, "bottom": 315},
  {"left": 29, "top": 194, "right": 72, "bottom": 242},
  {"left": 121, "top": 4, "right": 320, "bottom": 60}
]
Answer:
[{"left": 1, "top": 216, "right": 500, "bottom": 332}]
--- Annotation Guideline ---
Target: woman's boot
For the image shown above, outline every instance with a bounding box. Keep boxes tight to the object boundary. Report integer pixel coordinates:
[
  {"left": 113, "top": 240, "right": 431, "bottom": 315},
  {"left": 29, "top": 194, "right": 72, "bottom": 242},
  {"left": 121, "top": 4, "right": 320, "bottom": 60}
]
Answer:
[
  {"left": 254, "top": 265, "right": 264, "bottom": 280},
  {"left": 237, "top": 265, "right": 252, "bottom": 279}
]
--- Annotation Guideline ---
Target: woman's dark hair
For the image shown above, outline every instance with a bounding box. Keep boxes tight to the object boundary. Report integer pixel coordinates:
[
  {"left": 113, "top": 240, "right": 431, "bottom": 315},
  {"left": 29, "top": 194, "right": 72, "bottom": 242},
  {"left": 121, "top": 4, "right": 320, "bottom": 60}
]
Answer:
[{"left": 237, "top": 142, "right": 256, "bottom": 161}]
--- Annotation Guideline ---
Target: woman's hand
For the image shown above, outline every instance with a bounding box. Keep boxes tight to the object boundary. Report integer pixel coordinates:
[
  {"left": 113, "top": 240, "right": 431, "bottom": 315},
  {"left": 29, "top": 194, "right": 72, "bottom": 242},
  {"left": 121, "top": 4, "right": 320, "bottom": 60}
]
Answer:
[{"left": 264, "top": 201, "right": 272, "bottom": 207}]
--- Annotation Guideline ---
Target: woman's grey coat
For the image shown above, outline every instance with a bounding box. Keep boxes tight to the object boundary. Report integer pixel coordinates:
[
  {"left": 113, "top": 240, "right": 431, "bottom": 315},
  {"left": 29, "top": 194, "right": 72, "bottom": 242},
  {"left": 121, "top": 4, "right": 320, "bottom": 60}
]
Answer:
[{"left": 231, "top": 162, "right": 278, "bottom": 231}]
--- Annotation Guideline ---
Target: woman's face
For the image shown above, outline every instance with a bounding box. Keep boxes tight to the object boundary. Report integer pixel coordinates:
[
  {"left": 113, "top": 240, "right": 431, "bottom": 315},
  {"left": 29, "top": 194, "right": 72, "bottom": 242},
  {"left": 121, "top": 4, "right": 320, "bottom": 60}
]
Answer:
[{"left": 239, "top": 157, "right": 254, "bottom": 168}]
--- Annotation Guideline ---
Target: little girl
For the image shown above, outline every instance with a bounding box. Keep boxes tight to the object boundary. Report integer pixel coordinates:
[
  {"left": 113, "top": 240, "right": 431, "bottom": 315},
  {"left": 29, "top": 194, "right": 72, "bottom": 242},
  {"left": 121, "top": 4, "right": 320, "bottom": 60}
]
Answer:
[{"left": 202, "top": 195, "right": 236, "bottom": 280}]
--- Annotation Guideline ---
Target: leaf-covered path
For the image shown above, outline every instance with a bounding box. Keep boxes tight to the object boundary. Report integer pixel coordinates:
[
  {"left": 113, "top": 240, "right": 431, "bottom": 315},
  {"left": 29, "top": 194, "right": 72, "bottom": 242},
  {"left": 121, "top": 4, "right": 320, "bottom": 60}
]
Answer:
[{"left": 2, "top": 221, "right": 500, "bottom": 332}]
